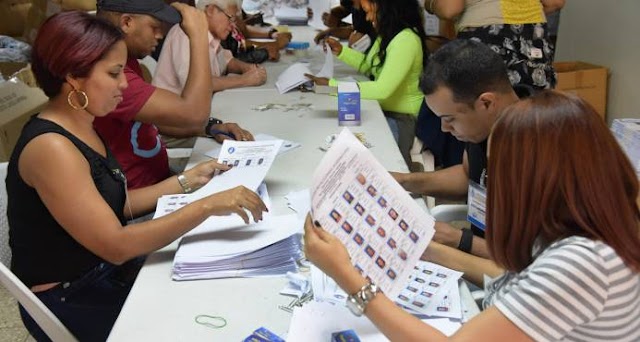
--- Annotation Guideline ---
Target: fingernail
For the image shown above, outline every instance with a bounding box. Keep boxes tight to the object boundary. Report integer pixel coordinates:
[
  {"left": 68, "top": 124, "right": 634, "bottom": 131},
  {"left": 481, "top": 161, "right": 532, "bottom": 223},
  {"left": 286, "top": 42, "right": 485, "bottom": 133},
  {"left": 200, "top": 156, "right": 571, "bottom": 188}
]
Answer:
[{"left": 313, "top": 220, "right": 320, "bottom": 227}]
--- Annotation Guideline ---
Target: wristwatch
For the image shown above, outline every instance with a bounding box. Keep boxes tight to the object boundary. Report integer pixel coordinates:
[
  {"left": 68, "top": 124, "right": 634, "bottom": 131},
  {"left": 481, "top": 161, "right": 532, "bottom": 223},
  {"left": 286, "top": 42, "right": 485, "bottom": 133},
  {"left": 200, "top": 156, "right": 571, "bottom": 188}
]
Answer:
[
  {"left": 204, "top": 117, "right": 224, "bottom": 137},
  {"left": 346, "top": 282, "right": 378, "bottom": 316}
]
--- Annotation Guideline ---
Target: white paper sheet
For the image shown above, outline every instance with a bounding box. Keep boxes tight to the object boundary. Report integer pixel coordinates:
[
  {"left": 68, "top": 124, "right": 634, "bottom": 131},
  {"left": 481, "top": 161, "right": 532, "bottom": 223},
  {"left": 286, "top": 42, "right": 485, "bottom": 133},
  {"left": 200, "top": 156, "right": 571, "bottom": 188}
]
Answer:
[
  {"left": 204, "top": 133, "right": 301, "bottom": 159},
  {"left": 284, "top": 188, "right": 311, "bottom": 220},
  {"left": 176, "top": 213, "right": 302, "bottom": 260},
  {"left": 397, "top": 261, "right": 463, "bottom": 319},
  {"left": 190, "top": 139, "right": 283, "bottom": 201},
  {"left": 286, "top": 301, "right": 461, "bottom": 341},
  {"left": 275, "top": 63, "right": 313, "bottom": 94},
  {"left": 310, "top": 128, "right": 435, "bottom": 300},
  {"left": 274, "top": 6, "right": 309, "bottom": 25},
  {"left": 316, "top": 42, "right": 334, "bottom": 78}
]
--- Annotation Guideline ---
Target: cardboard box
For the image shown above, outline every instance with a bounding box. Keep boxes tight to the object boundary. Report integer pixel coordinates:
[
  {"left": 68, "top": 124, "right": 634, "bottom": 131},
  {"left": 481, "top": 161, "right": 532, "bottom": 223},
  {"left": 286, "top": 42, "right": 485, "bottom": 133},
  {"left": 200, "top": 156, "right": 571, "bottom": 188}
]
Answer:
[
  {"left": 554, "top": 61, "right": 608, "bottom": 119},
  {"left": 338, "top": 82, "right": 360, "bottom": 126},
  {"left": 0, "top": 66, "right": 48, "bottom": 161}
]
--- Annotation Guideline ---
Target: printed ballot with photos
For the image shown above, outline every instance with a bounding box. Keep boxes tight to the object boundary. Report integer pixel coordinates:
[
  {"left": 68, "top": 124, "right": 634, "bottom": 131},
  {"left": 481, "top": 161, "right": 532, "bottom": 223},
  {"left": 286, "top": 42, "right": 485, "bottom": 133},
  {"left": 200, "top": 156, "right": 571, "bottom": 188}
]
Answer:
[{"left": 309, "top": 129, "right": 466, "bottom": 320}]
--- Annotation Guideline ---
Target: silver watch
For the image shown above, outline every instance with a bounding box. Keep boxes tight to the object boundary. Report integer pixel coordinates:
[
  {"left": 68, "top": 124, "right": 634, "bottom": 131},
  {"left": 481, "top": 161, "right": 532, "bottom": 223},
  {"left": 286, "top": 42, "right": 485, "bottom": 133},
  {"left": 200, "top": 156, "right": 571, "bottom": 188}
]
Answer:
[{"left": 346, "top": 282, "right": 378, "bottom": 316}]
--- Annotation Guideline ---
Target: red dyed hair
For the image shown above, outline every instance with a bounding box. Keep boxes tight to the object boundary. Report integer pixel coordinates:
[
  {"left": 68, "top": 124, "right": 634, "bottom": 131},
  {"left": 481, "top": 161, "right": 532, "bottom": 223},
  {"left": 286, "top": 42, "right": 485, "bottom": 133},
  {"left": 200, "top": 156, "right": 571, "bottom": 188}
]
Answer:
[
  {"left": 487, "top": 91, "right": 640, "bottom": 272},
  {"left": 31, "top": 11, "right": 124, "bottom": 97}
]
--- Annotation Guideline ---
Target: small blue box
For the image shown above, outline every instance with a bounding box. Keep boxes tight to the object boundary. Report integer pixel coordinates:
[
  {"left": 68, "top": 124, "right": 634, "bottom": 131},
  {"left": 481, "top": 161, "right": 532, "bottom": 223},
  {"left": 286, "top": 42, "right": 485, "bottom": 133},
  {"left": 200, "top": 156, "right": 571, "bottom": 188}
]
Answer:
[{"left": 338, "top": 82, "right": 361, "bottom": 126}]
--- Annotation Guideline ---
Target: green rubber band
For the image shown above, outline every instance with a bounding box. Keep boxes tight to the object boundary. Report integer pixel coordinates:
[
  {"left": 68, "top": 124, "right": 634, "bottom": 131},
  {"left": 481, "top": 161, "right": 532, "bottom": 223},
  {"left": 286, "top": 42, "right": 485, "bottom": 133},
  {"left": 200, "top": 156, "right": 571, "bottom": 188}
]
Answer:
[{"left": 195, "top": 315, "right": 227, "bottom": 329}]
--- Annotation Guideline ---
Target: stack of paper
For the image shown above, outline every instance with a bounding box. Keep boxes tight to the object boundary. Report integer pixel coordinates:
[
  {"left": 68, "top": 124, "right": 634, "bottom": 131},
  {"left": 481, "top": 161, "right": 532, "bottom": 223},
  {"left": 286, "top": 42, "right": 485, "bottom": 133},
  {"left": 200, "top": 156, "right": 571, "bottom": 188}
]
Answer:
[
  {"left": 612, "top": 119, "right": 640, "bottom": 178},
  {"left": 274, "top": 6, "right": 308, "bottom": 25},
  {"left": 172, "top": 218, "right": 303, "bottom": 280}
]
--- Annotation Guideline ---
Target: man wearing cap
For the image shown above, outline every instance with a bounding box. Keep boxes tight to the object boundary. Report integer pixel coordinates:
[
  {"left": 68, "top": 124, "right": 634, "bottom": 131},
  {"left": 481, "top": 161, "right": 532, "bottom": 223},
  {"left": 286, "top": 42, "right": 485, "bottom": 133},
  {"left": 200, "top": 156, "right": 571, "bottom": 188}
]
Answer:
[{"left": 95, "top": 0, "right": 253, "bottom": 189}]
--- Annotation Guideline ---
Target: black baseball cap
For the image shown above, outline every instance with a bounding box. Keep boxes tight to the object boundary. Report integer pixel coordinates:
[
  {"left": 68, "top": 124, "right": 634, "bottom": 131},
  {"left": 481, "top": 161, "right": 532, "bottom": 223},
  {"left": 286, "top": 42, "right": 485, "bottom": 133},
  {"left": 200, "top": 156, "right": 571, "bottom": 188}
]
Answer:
[{"left": 97, "top": 0, "right": 182, "bottom": 24}]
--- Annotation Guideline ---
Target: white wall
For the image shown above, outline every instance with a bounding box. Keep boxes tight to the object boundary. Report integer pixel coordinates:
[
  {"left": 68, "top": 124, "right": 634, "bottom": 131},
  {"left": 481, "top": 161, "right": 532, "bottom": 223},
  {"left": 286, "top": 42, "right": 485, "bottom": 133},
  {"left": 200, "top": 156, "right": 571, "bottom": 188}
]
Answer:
[{"left": 555, "top": 0, "right": 640, "bottom": 122}]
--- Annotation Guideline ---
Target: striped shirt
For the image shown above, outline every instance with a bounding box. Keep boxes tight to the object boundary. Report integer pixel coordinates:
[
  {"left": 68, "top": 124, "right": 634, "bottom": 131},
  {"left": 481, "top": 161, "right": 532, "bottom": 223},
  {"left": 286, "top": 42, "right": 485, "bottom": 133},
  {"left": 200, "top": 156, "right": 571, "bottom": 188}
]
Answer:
[{"left": 484, "top": 236, "right": 640, "bottom": 341}]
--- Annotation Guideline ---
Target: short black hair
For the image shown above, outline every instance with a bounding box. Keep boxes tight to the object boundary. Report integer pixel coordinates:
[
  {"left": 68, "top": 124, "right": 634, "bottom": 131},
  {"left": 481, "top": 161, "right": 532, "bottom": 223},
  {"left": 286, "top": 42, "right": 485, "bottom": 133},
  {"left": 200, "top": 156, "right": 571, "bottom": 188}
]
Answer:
[{"left": 420, "top": 39, "right": 512, "bottom": 106}]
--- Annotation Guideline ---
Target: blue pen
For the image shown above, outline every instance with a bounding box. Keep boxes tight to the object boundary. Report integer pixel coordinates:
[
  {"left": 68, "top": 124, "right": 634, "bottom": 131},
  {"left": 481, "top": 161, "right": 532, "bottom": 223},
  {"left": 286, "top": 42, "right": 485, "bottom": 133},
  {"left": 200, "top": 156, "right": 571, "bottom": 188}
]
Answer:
[{"left": 208, "top": 129, "right": 236, "bottom": 140}]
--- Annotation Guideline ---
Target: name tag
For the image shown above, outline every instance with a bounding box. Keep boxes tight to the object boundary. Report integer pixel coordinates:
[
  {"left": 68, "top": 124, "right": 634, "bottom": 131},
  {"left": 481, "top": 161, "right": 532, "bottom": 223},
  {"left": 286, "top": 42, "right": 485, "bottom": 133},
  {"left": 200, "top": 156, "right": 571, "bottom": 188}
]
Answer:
[
  {"left": 467, "top": 181, "right": 486, "bottom": 231},
  {"left": 529, "top": 47, "right": 543, "bottom": 59}
]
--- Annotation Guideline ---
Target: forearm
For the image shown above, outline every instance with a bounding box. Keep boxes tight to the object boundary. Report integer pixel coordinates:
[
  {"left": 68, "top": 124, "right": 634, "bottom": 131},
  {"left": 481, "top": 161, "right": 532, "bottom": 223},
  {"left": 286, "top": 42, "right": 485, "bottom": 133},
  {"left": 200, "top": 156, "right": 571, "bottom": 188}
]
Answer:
[
  {"left": 126, "top": 175, "right": 185, "bottom": 216},
  {"left": 397, "top": 165, "right": 468, "bottom": 200},
  {"left": 423, "top": 242, "right": 503, "bottom": 288},
  {"left": 157, "top": 123, "right": 202, "bottom": 138},
  {"left": 541, "top": 0, "right": 565, "bottom": 13},
  {"left": 117, "top": 198, "right": 215, "bottom": 262},
  {"left": 430, "top": 0, "right": 465, "bottom": 20},
  {"left": 325, "top": 26, "right": 354, "bottom": 40},
  {"left": 211, "top": 75, "right": 253, "bottom": 92},
  {"left": 181, "top": 32, "right": 213, "bottom": 122},
  {"left": 470, "top": 236, "right": 490, "bottom": 258}
]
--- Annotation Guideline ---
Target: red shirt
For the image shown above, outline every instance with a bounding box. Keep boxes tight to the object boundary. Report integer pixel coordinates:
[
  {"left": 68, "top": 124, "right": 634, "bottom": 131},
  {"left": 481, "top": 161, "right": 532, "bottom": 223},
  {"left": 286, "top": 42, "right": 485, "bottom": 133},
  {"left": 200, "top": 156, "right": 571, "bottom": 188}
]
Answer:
[{"left": 94, "top": 58, "right": 170, "bottom": 189}]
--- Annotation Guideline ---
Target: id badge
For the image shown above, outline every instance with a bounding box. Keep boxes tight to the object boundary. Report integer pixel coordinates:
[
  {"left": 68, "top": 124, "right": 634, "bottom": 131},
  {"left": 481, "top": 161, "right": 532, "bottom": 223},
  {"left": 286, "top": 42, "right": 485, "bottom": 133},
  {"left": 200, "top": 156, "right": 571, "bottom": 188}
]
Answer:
[
  {"left": 529, "top": 47, "right": 543, "bottom": 59},
  {"left": 467, "top": 181, "right": 487, "bottom": 231}
]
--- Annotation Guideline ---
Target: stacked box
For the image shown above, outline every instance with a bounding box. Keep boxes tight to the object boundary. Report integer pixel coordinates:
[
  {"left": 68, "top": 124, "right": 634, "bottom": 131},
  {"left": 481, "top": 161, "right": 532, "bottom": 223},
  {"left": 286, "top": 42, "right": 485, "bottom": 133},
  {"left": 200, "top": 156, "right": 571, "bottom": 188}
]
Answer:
[{"left": 338, "top": 82, "right": 360, "bottom": 126}]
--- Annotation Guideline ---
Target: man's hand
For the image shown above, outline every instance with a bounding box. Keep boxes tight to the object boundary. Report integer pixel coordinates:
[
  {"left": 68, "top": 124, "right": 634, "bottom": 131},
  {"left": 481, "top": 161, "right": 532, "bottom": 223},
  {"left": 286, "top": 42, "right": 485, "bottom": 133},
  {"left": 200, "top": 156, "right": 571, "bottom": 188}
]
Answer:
[
  {"left": 211, "top": 123, "right": 254, "bottom": 142},
  {"left": 433, "top": 221, "right": 463, "bottom": 248}
]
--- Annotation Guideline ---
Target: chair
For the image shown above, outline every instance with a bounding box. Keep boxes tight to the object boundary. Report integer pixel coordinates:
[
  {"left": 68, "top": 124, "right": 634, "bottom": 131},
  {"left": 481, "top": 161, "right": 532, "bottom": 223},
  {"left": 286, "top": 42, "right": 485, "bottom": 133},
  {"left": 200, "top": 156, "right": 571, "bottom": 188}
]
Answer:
[
  {"left": 0, "top": 162, "right": 77, "bottom": 341},
  {"left": 429, "top": 202, "right": 486, "bottom": 307},
  {"left": 409, "top": 137, "right": 436, "bottom": 209}
]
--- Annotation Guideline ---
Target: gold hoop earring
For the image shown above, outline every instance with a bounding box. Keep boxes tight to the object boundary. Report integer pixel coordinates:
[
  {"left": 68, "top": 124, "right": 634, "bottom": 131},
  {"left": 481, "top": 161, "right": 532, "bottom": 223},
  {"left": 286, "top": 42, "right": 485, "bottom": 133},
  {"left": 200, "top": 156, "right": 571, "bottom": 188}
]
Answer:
[{"left": 67, "top": 89, "right": 89, "bottom": 110}]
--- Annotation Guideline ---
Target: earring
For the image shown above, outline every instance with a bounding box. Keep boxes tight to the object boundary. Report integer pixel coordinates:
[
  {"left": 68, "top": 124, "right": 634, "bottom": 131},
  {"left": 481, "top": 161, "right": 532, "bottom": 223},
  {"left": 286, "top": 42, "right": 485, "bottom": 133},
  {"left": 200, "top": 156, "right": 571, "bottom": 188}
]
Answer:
[{"left": 67, "top": 89, "right": 89, "bottom": 110}]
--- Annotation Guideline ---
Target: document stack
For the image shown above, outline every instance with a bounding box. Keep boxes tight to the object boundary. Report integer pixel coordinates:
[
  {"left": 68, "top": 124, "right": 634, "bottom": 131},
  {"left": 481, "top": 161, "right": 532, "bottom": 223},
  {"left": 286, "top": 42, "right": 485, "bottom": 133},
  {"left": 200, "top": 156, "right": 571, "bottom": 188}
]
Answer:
[
  {"left": 172, "top": 214, "right": 304, "bottom": 281},
  {"left": 612, "top": 119, "right": 640, "bottom": 178},
  {"left": 274, "top": 7, "right": 308, "bottom": 25}
]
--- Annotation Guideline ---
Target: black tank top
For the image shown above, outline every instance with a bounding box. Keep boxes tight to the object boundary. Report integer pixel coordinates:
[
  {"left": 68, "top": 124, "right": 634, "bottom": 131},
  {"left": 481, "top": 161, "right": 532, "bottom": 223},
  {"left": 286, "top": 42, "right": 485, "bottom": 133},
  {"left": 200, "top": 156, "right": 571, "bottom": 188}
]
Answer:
[{"left": 7, "top": 116, "right": 127, "bottom": 287}]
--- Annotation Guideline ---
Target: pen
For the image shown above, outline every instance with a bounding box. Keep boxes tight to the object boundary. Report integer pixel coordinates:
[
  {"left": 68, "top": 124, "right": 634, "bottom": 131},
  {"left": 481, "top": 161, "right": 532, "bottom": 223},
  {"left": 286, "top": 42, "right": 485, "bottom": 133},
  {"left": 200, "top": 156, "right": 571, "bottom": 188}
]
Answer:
[{"left": 208, "top": 129, "right": 236, "bottom": 140}]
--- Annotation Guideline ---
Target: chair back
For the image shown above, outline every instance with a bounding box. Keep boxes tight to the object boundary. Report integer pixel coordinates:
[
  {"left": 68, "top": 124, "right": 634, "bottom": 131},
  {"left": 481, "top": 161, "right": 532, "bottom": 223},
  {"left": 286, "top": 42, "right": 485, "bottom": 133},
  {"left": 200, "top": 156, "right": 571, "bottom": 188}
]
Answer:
[{"left": 0, "top": 162, "right": 77, "bottom": 341}]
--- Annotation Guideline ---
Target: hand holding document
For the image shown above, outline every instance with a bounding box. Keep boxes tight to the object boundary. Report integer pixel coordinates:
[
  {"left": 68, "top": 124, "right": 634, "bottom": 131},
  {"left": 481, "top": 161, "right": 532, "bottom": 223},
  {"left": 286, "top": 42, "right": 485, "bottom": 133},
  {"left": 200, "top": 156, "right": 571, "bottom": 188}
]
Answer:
[
  {"left": 190, "top": 139, "right": 283, "bottom": 201},
  {"left": 275, "top": 45, "right": 334, "bottom": 93},
  {"left": 310, "top": 128, "right": 436, "bottom": 300},
  {"left": 275, "top": 63, "right": 313, "bottom": 94}
]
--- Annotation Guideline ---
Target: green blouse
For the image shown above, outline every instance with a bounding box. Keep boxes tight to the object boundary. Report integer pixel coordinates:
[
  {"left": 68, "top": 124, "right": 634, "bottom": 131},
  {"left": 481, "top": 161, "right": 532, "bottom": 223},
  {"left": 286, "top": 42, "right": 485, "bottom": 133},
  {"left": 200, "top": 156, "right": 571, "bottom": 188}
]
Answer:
[{"left": 329, "top": 28, "right": 425, "bottom": 116}]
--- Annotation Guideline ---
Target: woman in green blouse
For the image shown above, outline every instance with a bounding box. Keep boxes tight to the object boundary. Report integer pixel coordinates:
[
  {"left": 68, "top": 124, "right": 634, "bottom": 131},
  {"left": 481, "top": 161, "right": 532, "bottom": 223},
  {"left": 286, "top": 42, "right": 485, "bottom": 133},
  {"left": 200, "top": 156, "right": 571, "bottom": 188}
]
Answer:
[{"left": 307, "top": 0, "right": 428, "bottom": 166}]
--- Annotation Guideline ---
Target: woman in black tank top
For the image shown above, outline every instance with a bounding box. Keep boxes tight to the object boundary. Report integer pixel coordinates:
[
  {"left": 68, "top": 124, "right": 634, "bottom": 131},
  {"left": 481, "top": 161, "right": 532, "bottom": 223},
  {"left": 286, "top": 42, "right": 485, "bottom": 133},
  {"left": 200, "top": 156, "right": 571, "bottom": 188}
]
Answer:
[{"left": 8, "top": 11, "right": 268, "bottom": 341}]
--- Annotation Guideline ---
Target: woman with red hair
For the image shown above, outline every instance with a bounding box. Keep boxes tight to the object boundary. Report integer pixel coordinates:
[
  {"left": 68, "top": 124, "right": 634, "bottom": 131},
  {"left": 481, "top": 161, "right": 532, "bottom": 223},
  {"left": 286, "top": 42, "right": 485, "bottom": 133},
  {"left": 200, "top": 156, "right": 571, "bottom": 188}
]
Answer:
[
  {"left": 305, "top": 91, "right": 640, "bottom": 341},
  {"left": 7, "top": 10, "right": 266, "bottom": 341}
]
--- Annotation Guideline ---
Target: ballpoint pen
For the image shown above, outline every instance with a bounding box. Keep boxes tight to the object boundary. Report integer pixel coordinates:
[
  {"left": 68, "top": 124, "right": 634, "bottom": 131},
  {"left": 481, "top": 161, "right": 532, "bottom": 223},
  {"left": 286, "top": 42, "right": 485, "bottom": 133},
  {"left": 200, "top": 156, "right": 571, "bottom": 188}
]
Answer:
[{"left": 208, "top": 129, "right": 236, "bottom": 140}]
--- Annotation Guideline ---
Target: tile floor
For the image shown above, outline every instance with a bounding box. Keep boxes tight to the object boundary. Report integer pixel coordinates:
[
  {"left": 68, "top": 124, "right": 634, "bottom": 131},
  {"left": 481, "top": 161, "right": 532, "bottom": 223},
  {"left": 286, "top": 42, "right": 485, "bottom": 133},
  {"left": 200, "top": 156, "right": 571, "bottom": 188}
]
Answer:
[{"left": 0, "top": 285, "right": 31, "bottom": 342}]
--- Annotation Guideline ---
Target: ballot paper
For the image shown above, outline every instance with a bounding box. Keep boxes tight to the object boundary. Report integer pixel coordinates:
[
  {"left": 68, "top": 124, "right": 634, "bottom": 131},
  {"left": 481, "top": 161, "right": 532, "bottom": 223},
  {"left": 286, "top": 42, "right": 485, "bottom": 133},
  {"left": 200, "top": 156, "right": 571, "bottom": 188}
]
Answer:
[
  {"left": 204, "top": 133, "right": 301, "bottom": 159},
  {"left": 396, "top": 261, "right": 464, "bottom": 319},
  {"left": 286, "top": 301, "right": 461, "bottom": 341},
  {"left": 275, "top": 63, "right": 313, "bottom": 94},
  {"left": 310, "top": 128, "right": 435, "bottom": 300},
  {"left": 316, "top": 42, "right": 334, "bottom": 78},
  {"left": 190, "top": 139, "right": 283, "bottom": 201},
  {"left": 172, "top": 212, "right": 304, "bottom": 280}
]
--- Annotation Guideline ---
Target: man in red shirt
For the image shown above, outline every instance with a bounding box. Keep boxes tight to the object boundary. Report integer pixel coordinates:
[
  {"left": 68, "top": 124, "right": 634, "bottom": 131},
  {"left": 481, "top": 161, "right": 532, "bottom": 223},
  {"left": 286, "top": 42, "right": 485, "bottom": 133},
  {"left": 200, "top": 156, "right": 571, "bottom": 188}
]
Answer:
[{"left": 95, "top": 0, "right": 252, "bottom": 189}]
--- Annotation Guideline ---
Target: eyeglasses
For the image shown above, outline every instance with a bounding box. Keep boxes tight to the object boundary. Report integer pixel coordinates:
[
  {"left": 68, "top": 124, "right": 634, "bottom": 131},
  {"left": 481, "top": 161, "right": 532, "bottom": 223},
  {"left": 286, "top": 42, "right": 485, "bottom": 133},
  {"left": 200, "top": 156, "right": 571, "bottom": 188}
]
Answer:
[{"left": 213, "top": 5, "right": 236, "bottom": 23}]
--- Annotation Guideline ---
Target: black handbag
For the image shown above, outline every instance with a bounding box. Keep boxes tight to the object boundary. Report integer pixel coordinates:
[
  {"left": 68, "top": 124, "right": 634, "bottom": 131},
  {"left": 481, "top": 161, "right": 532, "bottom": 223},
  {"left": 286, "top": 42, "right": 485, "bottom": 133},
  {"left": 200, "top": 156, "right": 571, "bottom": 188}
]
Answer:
[{"left": 221, "top": 34, "right": 270, "bottom": 64}]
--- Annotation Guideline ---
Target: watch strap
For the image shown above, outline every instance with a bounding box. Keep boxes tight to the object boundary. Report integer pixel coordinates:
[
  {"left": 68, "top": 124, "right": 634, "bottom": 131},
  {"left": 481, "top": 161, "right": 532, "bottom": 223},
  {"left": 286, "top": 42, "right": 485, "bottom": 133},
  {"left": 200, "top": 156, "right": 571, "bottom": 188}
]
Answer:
[
  {"left": 177, "top": 174, "right": 193, "bottom": 193},
  {"left": 205, "top": 117, "right": 224, "bottom": 137}
]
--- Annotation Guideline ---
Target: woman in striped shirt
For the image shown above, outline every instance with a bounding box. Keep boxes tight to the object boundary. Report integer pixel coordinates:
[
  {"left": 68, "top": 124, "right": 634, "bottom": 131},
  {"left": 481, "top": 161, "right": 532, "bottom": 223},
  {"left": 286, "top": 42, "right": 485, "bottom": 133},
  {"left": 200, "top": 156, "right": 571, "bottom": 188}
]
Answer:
[{"left": 304, "top": 90, "right": 640, "bottom": 341}]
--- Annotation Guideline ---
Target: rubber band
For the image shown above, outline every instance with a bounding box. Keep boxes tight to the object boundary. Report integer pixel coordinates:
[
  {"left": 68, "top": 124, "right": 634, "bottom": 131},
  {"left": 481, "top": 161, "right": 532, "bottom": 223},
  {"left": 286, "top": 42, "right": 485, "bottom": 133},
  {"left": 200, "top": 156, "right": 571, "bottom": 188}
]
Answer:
[{"left": 195, "top": 315, "right": 227, "bottom": 329}]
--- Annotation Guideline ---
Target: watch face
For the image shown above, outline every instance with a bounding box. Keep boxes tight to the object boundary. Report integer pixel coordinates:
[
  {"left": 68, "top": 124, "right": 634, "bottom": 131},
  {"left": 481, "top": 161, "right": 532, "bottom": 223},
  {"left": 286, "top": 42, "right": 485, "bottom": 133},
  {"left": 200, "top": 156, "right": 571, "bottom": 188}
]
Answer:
[{"left": 346, "top": 296, "right": 364, "bottom": 316}]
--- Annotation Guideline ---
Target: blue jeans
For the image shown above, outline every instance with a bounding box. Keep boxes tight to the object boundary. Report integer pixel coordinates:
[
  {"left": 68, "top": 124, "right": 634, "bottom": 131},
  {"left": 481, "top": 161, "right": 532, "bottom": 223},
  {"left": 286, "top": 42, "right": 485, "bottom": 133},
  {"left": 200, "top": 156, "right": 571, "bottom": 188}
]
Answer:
[{"left": 20, "top": 259, "right": 142, "bottom": 341}]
